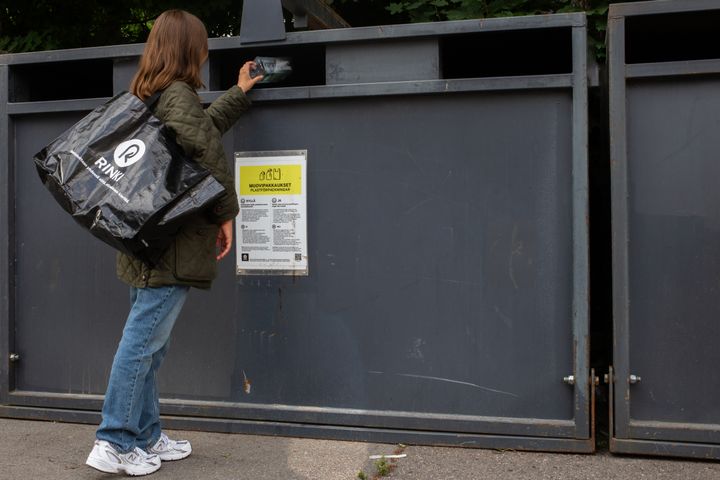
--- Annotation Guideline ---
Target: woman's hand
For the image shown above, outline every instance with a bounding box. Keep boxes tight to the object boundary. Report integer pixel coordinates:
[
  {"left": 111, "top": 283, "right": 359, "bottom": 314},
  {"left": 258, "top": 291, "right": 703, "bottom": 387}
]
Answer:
[
  {"left": 216, "top": 220, "right": 233, "bottom": 261},
  {"left": 238, "top": 61, "right": 263, "bottom": 93}
]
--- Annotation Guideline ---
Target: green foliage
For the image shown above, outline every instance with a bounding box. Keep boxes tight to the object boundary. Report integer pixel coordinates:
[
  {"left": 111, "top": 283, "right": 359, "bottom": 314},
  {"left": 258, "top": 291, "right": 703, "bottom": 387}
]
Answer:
[
  {"left": 0, "top": 31, "right": 52, "bottom": 54},
  {"left": 385, "top": 0, "right": 600, "bottom": 21},
  {"left": 357, "top": 470, "right": 368, "bottom": 480},
  {"left": 0, "top": 0, "right": 242, "bottom": 53},
  {"left": 383, "top": 0, "right": 610, "bottom": 60}
]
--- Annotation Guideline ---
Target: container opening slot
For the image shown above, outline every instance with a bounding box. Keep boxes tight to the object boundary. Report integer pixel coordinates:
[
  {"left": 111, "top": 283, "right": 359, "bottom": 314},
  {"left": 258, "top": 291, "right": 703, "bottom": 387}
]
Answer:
[
  {"left": 626, "top": 10, "right": 720, "bottom": 64},
  {"left": 440, "top": 27, "right": 573, "bottom": 79},
  {"left": 10, "top": 59, "right": 113, "bottom": 102},
  {"left": 209, "top": 44, "right": 326, "bottom": 90}
]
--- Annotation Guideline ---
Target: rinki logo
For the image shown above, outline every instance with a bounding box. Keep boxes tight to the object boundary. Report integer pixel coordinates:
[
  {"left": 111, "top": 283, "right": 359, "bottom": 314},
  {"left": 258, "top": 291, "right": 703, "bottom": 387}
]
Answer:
[
  {"left": 113, "top": 139, "right": 146, "bottom": 167},
  {"left": 90, "top": 138, "right": 146, "bottom": 182}
]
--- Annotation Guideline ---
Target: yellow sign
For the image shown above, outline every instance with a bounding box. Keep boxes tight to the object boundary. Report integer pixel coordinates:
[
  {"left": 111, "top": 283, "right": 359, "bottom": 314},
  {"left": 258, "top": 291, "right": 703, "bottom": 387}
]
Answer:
[{"left": 239, "top": 164, "right": 302, "bottom": 195}]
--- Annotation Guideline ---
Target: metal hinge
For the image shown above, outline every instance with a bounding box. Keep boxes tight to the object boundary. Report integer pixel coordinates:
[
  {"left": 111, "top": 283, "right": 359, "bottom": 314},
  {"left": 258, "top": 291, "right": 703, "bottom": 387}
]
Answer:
[{"left": 9, "top": 353, "right": 20, "bottom": 362}]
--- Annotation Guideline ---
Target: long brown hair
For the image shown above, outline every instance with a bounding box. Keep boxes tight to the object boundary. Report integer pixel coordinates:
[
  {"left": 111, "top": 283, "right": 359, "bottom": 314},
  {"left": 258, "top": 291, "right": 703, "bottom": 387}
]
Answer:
[{"left": 130, "top": 10, "right": 208, "bottom": 100}]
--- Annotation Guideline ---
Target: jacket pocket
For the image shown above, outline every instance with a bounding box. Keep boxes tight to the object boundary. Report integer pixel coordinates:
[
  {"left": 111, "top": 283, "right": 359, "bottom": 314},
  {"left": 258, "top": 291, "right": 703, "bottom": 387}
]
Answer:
[{"left": 175, "top": 224, "right": 219, "bottom": 282}]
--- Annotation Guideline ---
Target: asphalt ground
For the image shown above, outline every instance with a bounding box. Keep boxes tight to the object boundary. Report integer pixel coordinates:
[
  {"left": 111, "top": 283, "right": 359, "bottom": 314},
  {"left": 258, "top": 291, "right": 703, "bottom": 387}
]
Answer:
[{"left": 2, "top": 418, "right": 719, "bottom": 479}]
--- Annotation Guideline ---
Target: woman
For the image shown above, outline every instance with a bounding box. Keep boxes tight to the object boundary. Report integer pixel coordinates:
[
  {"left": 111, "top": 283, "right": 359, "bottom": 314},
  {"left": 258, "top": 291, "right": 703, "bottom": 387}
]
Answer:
[{"left": 85, "top": 10, "right": 262, "bottom": 476}]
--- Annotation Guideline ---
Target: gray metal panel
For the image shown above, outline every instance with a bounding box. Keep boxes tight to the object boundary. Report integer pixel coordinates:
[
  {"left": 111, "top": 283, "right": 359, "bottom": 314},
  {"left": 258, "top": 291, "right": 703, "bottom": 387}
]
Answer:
[
  {"left": 4, "top": 76, "right": 573, "bottom": 116},
  {"left": 225, "top": 91, "right": 576, "bottom": 420},
  {"left": 202, "top": 75, "right": 574, "bottom": 101},
  {"left": 0, "top": 404, "right": 594, "bottom": 453},
  {"left": 326, "top": 39, "right": 440, "bottom": 85},
  {"left": 12, "top": 112, "right": 129, "bottom": 395},
  {"left": 570, "top": 24, "right": 590, "bottom": 439},
  {"left": 9, "top": 90, "right": 579, "bottom": 433},
  {"left": 7, "top": 98, "right": 111, "bottom": 114},
  {"left": 626, "top": 59, "right": 720, "bottom": 79},
  {"left": 8, "top": 391, "right": 578, "bottom": 437},
  {"left": 625, "top": 77, "right": 720, "bottom": 424},
  {"left": 608, "top": 368, "right": 720, "bottom": 460},
  {"left": 609, "top": 0, "right": 720, "bottom": 459},
  {"left": 628, "top": 421, "right": 720, "bottom": 445},
  {"left": 0, "top": 64, "right": 10, "bottom": 405},
  {"left": 113, "top": 57, "right": 138, "bottom": 94},
  {"left": 240, "top": 0, "right": 287, "bottom": 44},
  {"left": 0, "top": 44, "right": 145, "bottom": 65},
  {"left": 608, "top": 12, "right": 631, "bottom": 441},
  {"left": 2, "top": 12, "right": 590, "bottom": 451},
  {"left": 611, "top": 437, "right": 720, "bottom": 460},
  {"left": 609, "top": 0, "right": 720, "bottom": 17},
  {"left": 572, "top": 27, "right": 592, "bottom": 436}
]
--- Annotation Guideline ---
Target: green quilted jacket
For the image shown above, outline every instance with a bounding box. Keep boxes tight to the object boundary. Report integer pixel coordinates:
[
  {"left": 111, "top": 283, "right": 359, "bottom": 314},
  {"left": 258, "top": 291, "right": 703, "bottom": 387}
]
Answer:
[{"left": 116, "top": 81, "right": 250, "bottom": 289}]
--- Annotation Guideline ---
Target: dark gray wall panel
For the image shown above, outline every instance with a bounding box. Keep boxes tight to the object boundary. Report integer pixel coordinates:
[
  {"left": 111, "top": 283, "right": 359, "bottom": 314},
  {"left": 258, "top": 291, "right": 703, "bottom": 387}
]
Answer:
[
  {"left": 326, "top": 39, "right": 440, "bottom": 84},
  {"left": 12, "top": 92, "right": 575, "bottom": 422},
  {"left": 609, "top": 0, "right": 720, "bottom": 459},
  {"left": 626, "top": 78, "right": 720, "bottom": 424},
  {"left": 178, "top": 91, "right": 575, "bottom": 420},
  {"left": 2, "top": 13, "right": 589, "bottom": 450},
  {"left": 13, "top": 112, "right": 128, "bottom": 395}
]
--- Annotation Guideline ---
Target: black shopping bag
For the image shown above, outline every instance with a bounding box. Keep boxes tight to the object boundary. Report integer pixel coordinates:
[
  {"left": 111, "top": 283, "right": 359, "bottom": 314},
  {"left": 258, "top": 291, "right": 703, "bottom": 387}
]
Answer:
[{"left": 33, "top": 92, "right": 225, "bottom": 265}]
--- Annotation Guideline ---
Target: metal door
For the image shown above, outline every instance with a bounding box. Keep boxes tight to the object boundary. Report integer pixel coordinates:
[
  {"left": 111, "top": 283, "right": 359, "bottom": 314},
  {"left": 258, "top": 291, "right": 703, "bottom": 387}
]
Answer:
[{"left": 609, "top": 0, "right": 720, "bottom": 460}]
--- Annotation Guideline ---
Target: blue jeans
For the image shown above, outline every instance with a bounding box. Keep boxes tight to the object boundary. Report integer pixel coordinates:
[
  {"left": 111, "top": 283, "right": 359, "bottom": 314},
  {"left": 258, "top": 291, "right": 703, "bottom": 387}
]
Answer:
[{"left": 96, "top": 285, "right": 189, "bottom": 453}]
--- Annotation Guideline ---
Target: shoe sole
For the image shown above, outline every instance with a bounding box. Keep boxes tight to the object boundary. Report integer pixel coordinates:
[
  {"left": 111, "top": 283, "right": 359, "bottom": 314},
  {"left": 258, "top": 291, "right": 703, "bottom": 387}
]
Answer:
[
  {"left": 155, "top": 449, "right": 192, "bottom": 461},
  {"left": 86, "top": 456, "right": 162, "bottom": 476}
]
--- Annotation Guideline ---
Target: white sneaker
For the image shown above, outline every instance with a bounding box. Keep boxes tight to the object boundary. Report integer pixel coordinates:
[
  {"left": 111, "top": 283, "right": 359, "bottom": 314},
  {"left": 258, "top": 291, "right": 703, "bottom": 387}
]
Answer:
[
  {"left": 147, "top": 432, "right": 192, "bottom": 461},
  {"left": 86, "top": 440, "right": 162, "bottom": 476}
]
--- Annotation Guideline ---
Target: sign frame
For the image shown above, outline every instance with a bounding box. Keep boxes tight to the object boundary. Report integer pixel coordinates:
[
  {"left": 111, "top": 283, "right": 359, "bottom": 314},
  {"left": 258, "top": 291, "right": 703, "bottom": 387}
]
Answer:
[{"left": 234, "top": 150, "right": 308, "bottom": 276}]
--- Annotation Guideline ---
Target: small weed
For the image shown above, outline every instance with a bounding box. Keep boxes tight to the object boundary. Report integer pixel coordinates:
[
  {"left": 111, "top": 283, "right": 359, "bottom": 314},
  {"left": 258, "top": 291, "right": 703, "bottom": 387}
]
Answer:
[
  {"left": 375, "top": 457, "right": 390, "bottom": 477},
  {"left": 365, "top": 444, "right": 407, "bottom": 479}
]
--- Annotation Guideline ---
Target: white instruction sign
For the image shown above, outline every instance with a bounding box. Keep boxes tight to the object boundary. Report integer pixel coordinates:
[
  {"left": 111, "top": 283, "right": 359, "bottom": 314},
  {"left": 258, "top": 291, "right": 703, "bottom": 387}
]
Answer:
[{"left": 235, "top": 150, "right": 308, "bottom": 275}]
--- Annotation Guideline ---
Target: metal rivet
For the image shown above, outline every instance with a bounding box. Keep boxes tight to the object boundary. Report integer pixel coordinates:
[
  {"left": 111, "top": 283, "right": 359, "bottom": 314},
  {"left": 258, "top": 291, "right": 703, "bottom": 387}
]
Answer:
[
  {"left": 629, "top": 374, "right": 642, "bottom": 384},
  {"left": 9, "top": 353, "right": 20, "bottom": 362},
  {"left": 563, "top": 375, "right": 575, "bottom": 385}
]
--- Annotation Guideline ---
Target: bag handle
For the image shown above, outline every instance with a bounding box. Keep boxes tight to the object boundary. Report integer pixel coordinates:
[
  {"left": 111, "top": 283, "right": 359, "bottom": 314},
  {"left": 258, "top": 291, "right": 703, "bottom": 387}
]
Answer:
[{"left": 143, "top": 91, "right": 163, "bottom": 110}]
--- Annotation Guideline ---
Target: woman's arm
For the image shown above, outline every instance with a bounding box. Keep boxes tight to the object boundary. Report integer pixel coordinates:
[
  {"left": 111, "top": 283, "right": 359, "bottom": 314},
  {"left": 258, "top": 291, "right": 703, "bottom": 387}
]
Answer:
[{"left": 204, "top": 62, "right": 262, "bottom": 134}]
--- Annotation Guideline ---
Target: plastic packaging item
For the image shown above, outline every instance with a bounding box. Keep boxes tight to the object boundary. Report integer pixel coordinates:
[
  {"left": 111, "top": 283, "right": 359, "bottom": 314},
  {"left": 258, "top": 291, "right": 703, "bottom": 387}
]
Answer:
[
  {"left": 33, "top": 91, "right": 225, "bottom": 266},
  {"left": 250, "top": 56, "right": 292, "bottom": 83}
]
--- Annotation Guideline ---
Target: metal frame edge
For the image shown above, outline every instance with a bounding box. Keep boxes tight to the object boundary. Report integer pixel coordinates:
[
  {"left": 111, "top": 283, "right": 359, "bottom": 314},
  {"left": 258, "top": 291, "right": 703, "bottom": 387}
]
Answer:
[
  {"left": 0, "top": 405, "right": 595, "bottom": 453},
  {"left": 607, "top": 13, "right": 631, "bottom": 440},
  {"left": 0, "top": 64, "right": 9, "bottom": 405},
  {"left": 609, "top": 0, "right": 720, "bottom": 18},
  {"left": 8, "top": 391, "right": 580, "bottom": 438},
  {"left": 571, "top": 19, "right": 591, "bottom": 440}
]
